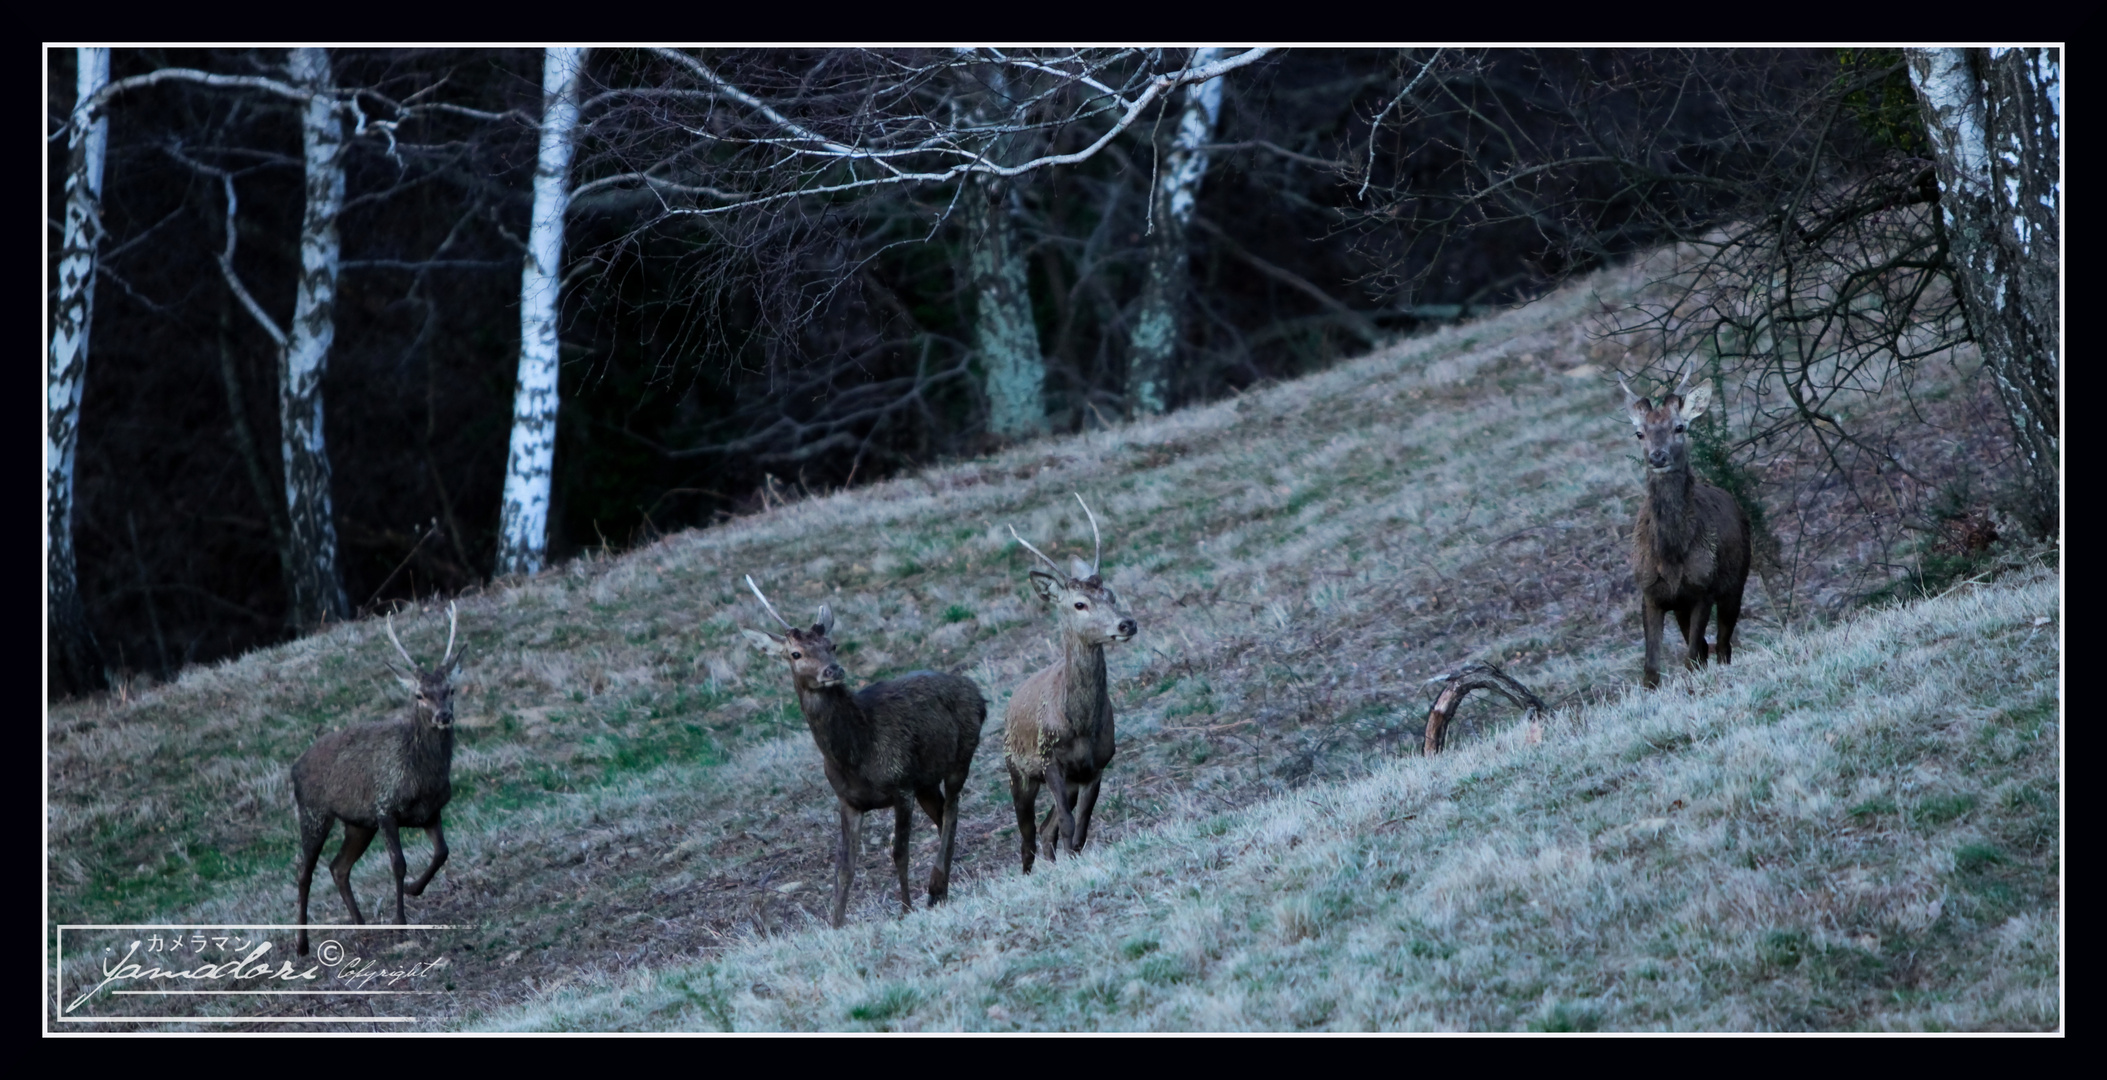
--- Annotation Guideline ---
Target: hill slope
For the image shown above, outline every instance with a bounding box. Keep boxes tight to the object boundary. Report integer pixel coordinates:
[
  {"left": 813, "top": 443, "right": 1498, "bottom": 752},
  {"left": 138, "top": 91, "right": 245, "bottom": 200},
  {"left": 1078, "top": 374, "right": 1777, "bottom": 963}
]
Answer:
[{"left": 46, "top": 254, "right": 2060, "bottom": 1031}]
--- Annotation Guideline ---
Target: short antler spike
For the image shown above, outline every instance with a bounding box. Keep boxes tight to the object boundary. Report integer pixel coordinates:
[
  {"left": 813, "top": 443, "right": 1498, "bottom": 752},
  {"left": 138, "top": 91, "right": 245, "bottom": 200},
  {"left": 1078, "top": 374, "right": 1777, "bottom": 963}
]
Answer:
[
  {"left": 1074, "top": 493, "right": 1102, "bottom": 577},
  {"left": 383, "top": 609, "right": 419, "bottom": 670},
  {"left": 440, "top": 601, "right": 460, "bottom": 668},
  {"left": 745, "top": 574, "right": 797, "bottom": 631},
  {"left": 1007, "top": 525, "right": 1065, "bottom": 577}
]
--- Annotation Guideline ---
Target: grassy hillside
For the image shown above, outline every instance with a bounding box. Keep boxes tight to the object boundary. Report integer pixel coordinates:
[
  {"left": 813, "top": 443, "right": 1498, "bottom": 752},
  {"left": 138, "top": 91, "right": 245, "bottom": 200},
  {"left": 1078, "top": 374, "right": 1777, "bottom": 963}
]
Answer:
[{"left": 45, "top": 252, "right": 2060, "bottom": 1031}]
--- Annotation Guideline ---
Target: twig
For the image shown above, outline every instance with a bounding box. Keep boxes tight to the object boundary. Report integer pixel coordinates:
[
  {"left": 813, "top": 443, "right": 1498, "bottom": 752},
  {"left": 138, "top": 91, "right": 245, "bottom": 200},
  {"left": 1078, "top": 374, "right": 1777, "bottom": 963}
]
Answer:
[{"left": 363, "top": 520, "right": 441, "bottom": 610}]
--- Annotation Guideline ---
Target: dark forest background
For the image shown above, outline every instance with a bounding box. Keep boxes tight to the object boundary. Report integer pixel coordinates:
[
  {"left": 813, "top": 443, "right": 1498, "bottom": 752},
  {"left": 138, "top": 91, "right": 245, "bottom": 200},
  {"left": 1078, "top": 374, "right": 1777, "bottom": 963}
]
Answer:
[{"left": 48, "top": 47, "right": 2049, "bottom": 688}]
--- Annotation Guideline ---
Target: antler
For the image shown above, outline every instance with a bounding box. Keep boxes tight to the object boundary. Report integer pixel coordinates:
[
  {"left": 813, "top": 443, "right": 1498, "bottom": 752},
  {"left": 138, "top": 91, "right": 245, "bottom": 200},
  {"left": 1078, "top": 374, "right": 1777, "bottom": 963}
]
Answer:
[
  {"left": 383, "top": 609, "right": 419, "bottom": 670},
  {"left": 1670, "top": 364, "right": 1694, "bottom": 400},
  {"left": 1074, "top": 492, "right": 1102, "bottom": 577},
  {"left": 1007, "top": 524, "right": 1065, "bottom": 577},
  {"left": 440, "top": 601, "right": 459, "bottom": 669},
  {"left": 744, "top": 574, "right": 797, "bottom": 632}
]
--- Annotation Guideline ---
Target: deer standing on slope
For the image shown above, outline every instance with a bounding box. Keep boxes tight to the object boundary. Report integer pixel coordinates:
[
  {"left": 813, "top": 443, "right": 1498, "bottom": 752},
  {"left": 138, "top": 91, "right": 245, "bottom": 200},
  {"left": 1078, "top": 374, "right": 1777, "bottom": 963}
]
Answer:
[
  {"left": 1622, "top": 370, "right": 1752, "bottom": 689},
  {"left": 1004, "top": 495, "right": 1138, "bottom": 873},
  {"left": 740, "top": 577, "right": 985, "bottom": 927},
  {"left": 292, "top": 603, "right": 461, "bottom": 956}
]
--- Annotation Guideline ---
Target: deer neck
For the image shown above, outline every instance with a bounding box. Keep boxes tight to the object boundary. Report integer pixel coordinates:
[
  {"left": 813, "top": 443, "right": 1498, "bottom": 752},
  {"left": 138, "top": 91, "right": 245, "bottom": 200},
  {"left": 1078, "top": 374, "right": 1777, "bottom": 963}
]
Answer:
[
  {"left": 1060, "top": 635, "right": 1110, "bottom": 730},
  {"left": 405, "top": 713, "right": 455, "bottom": 768},
  {"left": 797, "top": 682, "right": 873, "bottom": 767},
  {"left": 1645, "top": 461, "right": 1700, "bottom": 561}
]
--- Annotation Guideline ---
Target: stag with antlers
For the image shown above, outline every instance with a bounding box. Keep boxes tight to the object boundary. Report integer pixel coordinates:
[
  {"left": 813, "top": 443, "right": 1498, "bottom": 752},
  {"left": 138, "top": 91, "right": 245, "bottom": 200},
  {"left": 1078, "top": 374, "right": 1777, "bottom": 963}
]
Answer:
[
  {"left": 291, "top": 603, "right": 462, "bottom": 956},
  {"left": 1004, "top": 495, "right": 1138, "bottom": 872},
  {"left": 739, "top": 577, "right": 986, "bottom": 926}
]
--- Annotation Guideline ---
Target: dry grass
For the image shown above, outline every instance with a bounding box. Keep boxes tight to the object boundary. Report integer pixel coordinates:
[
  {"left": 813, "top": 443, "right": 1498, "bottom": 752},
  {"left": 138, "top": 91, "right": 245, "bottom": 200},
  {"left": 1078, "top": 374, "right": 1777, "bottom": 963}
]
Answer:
[{"left": 45, "top": 249, "right": 2058, "bottom": 1031}]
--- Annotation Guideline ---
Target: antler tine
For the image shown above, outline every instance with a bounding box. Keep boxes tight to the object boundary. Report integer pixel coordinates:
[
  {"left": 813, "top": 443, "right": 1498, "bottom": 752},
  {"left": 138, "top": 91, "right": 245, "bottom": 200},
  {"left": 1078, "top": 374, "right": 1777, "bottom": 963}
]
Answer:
[
  {"left": 1007, "top": 525, "right": 1065, "bottom": 577},
  {"left": 383, "top": 609, "right": 419, "bottom": 670},
  {"left": 1671, "top": 364, "right": 1694, "bottom": 398},
  {"left": 744, "top": 574, "right": 797, "bottom": 632},
  {"left": 1074, "top": 492, "right": 1102, "bottom": 577},
  {"left": 440, "top": 601, "right": 459, "bottom": 668}
]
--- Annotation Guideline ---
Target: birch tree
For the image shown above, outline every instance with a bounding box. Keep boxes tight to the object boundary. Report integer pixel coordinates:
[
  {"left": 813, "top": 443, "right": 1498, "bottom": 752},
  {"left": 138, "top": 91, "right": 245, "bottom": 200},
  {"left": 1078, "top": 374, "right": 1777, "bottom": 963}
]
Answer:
[
  {"left": 1127, "top": 48, "right": 1226, "bottom": 417},
  {"left": 1907, "top": 48, "right": 2061, "bottom": 534},
  {"left": 47, "top": 47, "right": 110, "bottom": 696},
  {"left": 962, "top": 65, "right": 1046, "bottom": 439},
  {"left": 497, "top": 47, "right": 588, "bottom": 577},
  {"left": 273, "top": 47, "right": 352, "bottom": 626}
]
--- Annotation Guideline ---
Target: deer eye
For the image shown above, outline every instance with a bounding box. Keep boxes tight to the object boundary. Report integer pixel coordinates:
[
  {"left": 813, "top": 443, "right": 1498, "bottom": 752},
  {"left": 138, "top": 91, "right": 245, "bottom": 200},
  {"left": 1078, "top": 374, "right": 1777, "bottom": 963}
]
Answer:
[
  {"left": 790, "top": 651, "right": 802, "bottom": 660},
  {"left": 1074, "top": 602, "right": 1088, "bottom": 610},
  {"left": 1635, "top": 431, "right": 1644, "bottom": 439},
  {"left": 1674, "top": 424, "right": 1686, "bottom": 433}
]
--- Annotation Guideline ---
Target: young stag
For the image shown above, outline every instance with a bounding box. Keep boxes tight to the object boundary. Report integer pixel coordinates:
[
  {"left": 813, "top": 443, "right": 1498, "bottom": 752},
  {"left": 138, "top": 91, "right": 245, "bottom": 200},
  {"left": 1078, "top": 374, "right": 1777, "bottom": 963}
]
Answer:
[
  {"left": 292, "top": 603, "right": 462, "bottom": 956},
  {"left": 1003, "top": 495, "right": 1137, "bottom": 873},
  {"left": 740, "top": 577, "right": 985, "bottom": 927},
  {"left": 1622, "top": 370, "right": 1752, "bottom": 689}
]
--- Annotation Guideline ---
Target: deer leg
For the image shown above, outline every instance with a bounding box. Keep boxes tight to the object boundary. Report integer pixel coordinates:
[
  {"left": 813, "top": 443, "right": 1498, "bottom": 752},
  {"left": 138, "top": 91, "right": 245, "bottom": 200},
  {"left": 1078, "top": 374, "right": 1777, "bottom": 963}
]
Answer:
[
  {"left": 1043, "top": 766, "right": 1077, "bottom": 860},
  {"left": 831, "top": 800, "right": 858, "bottom": 928},
  {"left": 1642, "top": 595, "right": 1666, "bottom": 689},
  {"left": 891, "top": 800, "right": 915, "bottom": 914},
  {"left": 379, "top": 816, "right": 410, "bottom": 926},
  {"left": 1714, "top": 591, "right": 1742, "bottom": 665},
  {"left": 1684, "top": 597, "right": 1713, "bottom": 669},
  {"left": 928, "top": 774, "right": 963, "bottom": 904},
  {"left": 1072, "top": 777, "right": 1104, "bottom": 850},
  {"left": 405, "top": 821, "right": 447, "bottom": 897},
  {"left": 329, "top": 824, "right": 376, "bottom": 925},
  {"left": 294, "top": 809, "right": 331, "bottom": 957},
  {"left": 1008, "top": 762, "right": 1041, "bottom": 874}
]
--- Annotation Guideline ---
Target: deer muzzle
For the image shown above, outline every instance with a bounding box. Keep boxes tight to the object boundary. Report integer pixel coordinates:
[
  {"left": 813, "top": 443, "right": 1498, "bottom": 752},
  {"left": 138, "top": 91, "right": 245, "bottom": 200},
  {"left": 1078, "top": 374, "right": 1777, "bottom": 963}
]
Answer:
[
  {"left": 818, "top": 664, "right": 847, "bottom": 687},
  {"left": 1117, "top": 619, "right": 1138, "bottom": 639}
]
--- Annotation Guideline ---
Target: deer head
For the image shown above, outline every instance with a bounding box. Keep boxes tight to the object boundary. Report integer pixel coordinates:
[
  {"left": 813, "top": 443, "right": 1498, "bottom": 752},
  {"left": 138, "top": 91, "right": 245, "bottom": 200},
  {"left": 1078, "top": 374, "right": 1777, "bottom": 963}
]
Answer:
[
  {"left": 383, "top": 601, "right": 459, "bottom": 730},
  {"left": 1010, "top": 494, "right": 1137, "bottom": 646},
  {"left": 740, "top": 575, "right": 848, "bottom": 690},
  {"left": 1621, "top": 368, "right": 1713, "bottom": 475}
]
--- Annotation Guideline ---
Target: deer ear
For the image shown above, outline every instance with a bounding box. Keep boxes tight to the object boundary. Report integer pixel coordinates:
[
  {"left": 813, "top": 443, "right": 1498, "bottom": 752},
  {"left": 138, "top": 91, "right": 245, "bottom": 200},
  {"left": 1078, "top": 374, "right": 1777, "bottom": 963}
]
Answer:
[
  {"left": 1625, "top": 394, "right": 1651, "bottom": 428},
  {"left": 1679, "top": 382, "right": 1712, "bottom": 420},
  {"left": 815, "top": 604, "right": 835, "bottom": 637},
  {"left": 388, "top": 664, "right": 419, "bottom": 695},
  {"left": 1028, "top": 570, "right": 1060, "bottom": 602},
  {"left": 739, "top": 628, "right": 784, "bottom": 655}
]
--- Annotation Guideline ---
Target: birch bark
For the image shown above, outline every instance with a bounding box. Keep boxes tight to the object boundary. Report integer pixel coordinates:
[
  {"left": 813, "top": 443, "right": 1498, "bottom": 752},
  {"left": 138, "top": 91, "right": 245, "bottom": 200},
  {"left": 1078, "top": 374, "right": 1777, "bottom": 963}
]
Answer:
[
  {"left": 964, "top": 66, "right": 1047, "bottom": 440},
  {"left": 1907, "top": 48, "right": 2061, "bottom": 534},
  {"left": 497, "top": 47, "right": 588, "bottom": 576},
  {"left": 1127, "top": 48, "right": 1226, "bottom": 417},
  {"left": 279, "top": 47, "right": 351, "bottom": 627},
  {"left": 47, "top": 47, "right": 110, "bottom": 695}
]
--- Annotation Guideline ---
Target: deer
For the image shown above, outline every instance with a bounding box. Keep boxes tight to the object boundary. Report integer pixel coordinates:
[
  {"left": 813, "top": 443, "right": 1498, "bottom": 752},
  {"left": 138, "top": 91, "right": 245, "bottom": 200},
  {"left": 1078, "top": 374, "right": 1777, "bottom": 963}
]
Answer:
[
  {"left": 739, "top": 576, "right": 985, "bottom": 927},
  {"left": 1003, "top": 494, "right": 1138, "bottom": 873},
  {"left": 1622, "top": 369, "right": 1752, "bottom": 689},
  {"left": 291, "top": 603, "right": 462, "bottom": 957}
]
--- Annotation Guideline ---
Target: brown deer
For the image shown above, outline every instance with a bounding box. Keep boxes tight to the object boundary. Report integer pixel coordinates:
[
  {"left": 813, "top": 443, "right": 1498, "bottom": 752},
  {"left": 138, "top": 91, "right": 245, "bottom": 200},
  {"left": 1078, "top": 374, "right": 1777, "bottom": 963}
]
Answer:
[
  {"left": 292, "top": 603, "right": 461, "bottom": 956},
  {"left": 739, "top": 577, "right": 985, "bottom": 927},
  {"left": 1003, "top": 495, "right": 1137, "bottom": 873},
  {"left": 1622, "top": 370, "right": 1752, "bottom": 689}
]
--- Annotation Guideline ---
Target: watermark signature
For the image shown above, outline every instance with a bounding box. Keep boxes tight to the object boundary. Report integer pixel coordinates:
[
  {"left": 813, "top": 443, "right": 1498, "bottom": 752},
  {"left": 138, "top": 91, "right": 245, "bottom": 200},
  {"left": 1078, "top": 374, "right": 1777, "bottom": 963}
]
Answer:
[{"left": 54, "top": 925, "right": 464, "bottom": 1024}]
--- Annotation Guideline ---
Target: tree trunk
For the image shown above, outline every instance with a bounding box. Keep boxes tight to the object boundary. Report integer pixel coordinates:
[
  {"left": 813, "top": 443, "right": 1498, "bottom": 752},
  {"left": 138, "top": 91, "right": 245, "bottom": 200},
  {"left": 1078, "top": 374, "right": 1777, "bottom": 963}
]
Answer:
[
  {"left": 47, "top": 47, "right": 110, "bottom": 696},
  {"left": 497, "top": 47, "right": 588, "bottom": 577},
  {"left": 1127, "top": 48, "right": 1226, "bottom": 417},
  {"left": 279, "top": 47, "right": 351, "bottom": 628},
  {"left": 1908, "top": 48, "right": 2060, "bottom": 536},
  {"left": 965, "top": 180, "right": 1047, "bottom": 439}
]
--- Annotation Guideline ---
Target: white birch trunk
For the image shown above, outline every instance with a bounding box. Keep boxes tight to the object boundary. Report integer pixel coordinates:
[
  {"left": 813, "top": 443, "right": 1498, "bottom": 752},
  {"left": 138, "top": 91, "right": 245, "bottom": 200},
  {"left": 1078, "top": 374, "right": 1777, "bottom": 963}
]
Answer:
[
  {"left": 1128, "top": 48, "right": 1226, "bottom": 417},
  {"left": 280, "top": 47, "right": 351, "bottom": 627},
  {"left": 47, "top": 47, "right": 110, "bottom": 694},
  {"left": 1907, "top": 48, "right": 2061, "bottom": 534},
  {"left": 497, "top": 47, "right": 588, "bottom": 576}
]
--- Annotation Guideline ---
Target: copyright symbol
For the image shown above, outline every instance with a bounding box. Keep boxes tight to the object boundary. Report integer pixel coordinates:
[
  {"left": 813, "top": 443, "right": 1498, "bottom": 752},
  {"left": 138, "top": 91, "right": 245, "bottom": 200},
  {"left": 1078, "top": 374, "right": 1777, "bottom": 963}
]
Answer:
[{"left": 316, "top": 939, "right": 344, "bottom": 966}]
